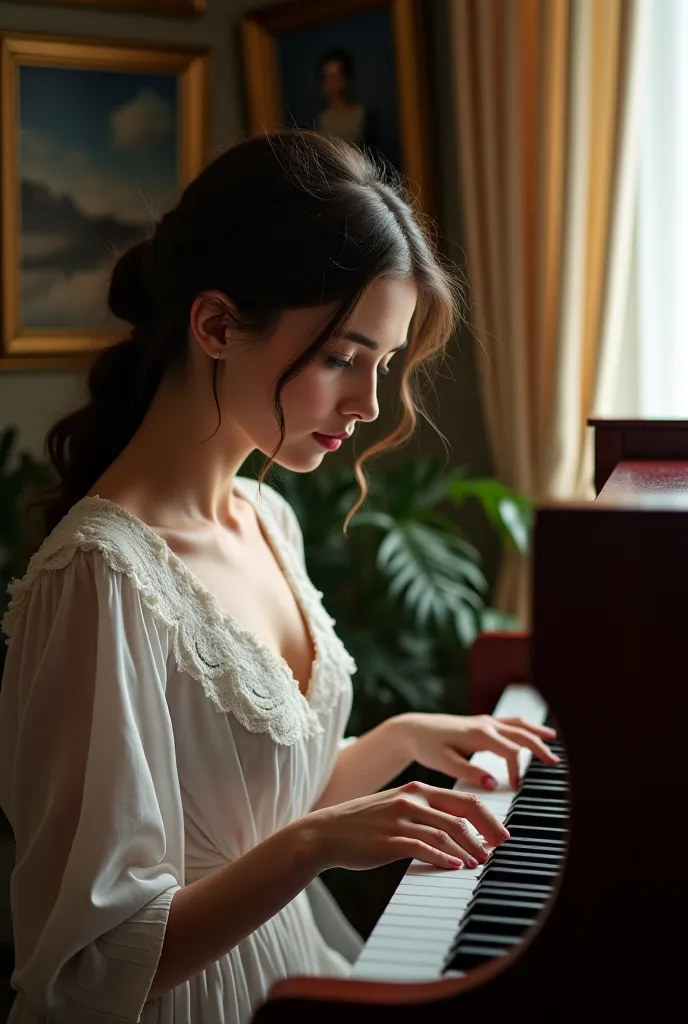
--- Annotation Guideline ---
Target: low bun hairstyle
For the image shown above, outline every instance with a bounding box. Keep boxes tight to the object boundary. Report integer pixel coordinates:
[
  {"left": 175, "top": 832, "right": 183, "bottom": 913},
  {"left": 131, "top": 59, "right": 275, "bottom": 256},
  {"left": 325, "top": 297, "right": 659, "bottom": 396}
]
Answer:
[
  {"left": 108, "top": 239, "right": 155, "bottom": 328},
  {"left": 34, "top": 130, "right": 462, "bottom": 539}
]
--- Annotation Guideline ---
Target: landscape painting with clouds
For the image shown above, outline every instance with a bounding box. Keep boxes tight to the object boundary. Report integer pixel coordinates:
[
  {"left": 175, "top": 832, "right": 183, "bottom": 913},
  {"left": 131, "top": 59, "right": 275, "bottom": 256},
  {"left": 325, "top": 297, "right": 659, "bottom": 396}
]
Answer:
[{"left": 19, "top": 65, "right": 179, "bottom": 330}]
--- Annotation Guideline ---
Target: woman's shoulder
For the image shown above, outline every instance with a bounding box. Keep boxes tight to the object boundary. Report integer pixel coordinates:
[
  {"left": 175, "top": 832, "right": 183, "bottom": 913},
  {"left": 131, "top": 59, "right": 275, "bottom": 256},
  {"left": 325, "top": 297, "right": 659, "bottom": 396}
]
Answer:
[
  {"left": 22, "top": 494, "right": 167, "bottom": 580},
  {"left": 2, "top": 495, "right": 172, "bottom": 643}
]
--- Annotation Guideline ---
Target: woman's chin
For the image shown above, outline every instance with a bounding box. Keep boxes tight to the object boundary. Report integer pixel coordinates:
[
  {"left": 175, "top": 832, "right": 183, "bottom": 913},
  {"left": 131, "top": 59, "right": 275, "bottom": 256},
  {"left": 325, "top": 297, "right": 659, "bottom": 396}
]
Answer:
[
  {"left": 275, "top": 451, "right": 326, "bottom": 474},
  {"left": 255, "top": 440, "right": 327, "bottom": 474}
]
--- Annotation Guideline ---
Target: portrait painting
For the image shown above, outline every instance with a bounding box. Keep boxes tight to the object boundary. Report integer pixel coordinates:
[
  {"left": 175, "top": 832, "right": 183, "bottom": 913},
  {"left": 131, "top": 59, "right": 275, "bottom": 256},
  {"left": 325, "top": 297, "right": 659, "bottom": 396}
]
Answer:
[
  {"left": 278, "top": 7, "right": 402, "bottom": 172},
  {"left": 0, "top": 36, "right": 208, "bottom": 369},
  {"left": 243, "top": 0, "right": 433, "bottom": 214}
]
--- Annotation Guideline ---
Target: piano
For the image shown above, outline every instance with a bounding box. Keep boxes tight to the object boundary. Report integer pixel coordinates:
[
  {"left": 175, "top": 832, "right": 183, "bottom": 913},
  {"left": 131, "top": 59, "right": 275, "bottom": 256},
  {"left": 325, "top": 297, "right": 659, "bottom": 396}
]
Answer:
[{"left": 253, "top": 417, "right": 688, "bottom": 1019}]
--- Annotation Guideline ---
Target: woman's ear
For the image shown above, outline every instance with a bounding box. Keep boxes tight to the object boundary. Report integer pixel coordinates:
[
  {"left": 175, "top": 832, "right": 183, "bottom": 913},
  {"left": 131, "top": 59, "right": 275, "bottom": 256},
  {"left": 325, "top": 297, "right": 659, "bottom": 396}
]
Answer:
[{"left": 189, "top": 290, "right": 237, "bottom": 361}]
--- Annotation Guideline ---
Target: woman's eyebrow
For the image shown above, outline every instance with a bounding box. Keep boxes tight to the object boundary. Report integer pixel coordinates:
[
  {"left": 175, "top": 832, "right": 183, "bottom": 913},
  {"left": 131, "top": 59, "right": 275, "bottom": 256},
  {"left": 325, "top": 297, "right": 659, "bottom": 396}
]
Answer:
[{"left": 344, "top": 331, "right": 408, "bottom": 352}]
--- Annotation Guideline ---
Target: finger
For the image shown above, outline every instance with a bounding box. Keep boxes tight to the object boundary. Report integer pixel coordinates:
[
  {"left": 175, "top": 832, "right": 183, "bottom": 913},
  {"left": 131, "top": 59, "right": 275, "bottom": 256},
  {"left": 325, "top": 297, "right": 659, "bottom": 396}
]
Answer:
[
  {"left": 496, "top": 715, "right": 557, "bottom": 740},
  {"left": 475, "top": 731, "right": 523, "bottom": 762},
  {"left": 423, "top": 785, "right": 510, "bottom": 847},
  {"left": 391, "top": 837, "right": 467, "bottom": 871},
  {"left": 496, "top": 723, "right": 560, "bottom": 765},
  {"left": 406, "top": 807, "right": 491, "bottom": 863},
  {"left": 467, "top": 733, "right": 524, "bottom": 788},
  {"left": 403, "top": 822, "right": 486, "bottom": 868},
  {"left": 445, "top": 752, "right": 499, "bottom": 791}
]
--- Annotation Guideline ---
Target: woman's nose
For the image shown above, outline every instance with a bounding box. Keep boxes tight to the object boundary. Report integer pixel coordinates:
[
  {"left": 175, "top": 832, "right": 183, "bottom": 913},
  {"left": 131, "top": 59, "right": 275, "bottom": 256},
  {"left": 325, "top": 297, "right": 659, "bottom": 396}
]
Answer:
[{"left": 340, "top": 382, "right": 379, "bottom": 424}]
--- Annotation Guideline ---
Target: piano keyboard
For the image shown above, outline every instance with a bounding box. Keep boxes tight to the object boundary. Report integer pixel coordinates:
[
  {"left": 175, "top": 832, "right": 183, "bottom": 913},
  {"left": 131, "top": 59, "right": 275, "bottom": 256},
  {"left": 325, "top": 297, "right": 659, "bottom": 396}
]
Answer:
[{"left": 352, "top": 684, "right": 568, "bottom": 981}]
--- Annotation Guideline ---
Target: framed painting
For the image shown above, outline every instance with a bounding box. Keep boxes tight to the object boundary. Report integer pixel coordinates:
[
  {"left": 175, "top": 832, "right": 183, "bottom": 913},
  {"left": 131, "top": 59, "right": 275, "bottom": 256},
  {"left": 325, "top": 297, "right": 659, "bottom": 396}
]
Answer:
[
  {"left": 0, "top": 34, "right": 209, "bottom": 370},
  {"left": 25, "top": 1, "right": 206, "bottom": 14},
  {"left": 242, "top": 0, "right": 434, "bottom": 216}
]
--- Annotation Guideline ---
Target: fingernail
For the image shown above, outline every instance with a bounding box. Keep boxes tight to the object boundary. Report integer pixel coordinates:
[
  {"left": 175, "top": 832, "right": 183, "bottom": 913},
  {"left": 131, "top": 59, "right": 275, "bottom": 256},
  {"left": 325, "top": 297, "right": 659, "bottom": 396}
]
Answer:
[
  {"left": 500, "top": 826, "right": 510, "bottom": 839},
  {"left": 465, "top": 856, "right": 479, "bottom": 868},
  {"left": 483, "top": 775, "right": 497, "bottom": 790},
  {"left": 449, "top": 857, "right": 463, "bottom": 868}
]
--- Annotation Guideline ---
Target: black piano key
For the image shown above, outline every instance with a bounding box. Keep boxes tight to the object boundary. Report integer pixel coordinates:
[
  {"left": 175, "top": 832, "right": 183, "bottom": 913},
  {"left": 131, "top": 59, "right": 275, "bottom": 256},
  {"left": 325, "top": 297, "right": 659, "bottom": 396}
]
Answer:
[
  {"left": 505, "top": 815, "right": 568, "bottom": 832},
  {"left": 503, "top": 833, "right": 567, "bottom": 848},
  {"left": 459, "top": 932, "right": 522, "bottom": 947},
  {"left": 450, "top": 912, "right": 536, "bottom": 941},
  {"left": 447, "top": 947, "right": 506, "bottom": 971},
  {"left": 512, "top": 789, "right": 568, "bottom": 804},
  {"left": 489, "top": 850, "right": 563, "bottom": 868},
  {"left": 467, "top": 896, "right": 545, "bottom": 912},
  {"left": 476, "top": 881, "right": 554, "bottom": 896},
  {"left": 502, "top": 824, "right": 568, "bottom": 841},
  {"left": 477, "top": 865, "right": 558, "bottom": 886}
]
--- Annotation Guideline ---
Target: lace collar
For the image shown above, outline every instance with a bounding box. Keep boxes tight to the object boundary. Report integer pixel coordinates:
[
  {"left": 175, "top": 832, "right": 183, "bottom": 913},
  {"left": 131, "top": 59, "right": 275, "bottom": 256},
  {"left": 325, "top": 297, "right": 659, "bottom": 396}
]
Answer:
[{"left": 3, "top": 481, "right": 356, "bottom": 746}]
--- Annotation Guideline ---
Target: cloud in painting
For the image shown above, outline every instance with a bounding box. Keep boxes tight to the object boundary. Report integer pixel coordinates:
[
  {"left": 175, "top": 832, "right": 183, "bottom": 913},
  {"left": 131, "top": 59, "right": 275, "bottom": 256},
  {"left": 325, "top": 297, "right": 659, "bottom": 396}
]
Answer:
[
  {"left": 20, "top": 126, "right": 173, "bottom": 224},
  {"left": 111, "top": 89, "right": 174, "bottom": 151}
]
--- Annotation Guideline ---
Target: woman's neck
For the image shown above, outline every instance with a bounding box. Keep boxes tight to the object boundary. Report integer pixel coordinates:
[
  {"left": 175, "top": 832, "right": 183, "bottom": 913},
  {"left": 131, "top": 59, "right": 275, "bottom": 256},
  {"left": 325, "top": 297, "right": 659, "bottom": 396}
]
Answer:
[{"left": 95, "top": 377, "right": 253, "bottom": 528}]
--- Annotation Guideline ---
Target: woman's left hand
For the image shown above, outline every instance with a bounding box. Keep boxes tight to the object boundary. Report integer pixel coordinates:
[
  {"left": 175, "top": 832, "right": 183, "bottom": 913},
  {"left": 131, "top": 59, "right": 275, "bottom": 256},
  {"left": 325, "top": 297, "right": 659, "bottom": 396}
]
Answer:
[{"left": 397, "top": 712, "right": 560, "bottom": 790}]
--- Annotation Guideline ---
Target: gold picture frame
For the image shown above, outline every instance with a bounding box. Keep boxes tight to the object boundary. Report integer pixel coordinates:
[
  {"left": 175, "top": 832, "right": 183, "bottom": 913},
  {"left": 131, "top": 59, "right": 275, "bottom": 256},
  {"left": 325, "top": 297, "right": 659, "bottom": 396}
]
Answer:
[
  {"left": 27, "top": 1, "right": 206, "bottom": 14},
  {"left": 0, "top": 34, "right": 209, "bottom": 371},
  {"left": 242, "top": 0, "right": 434, "bottom": 217}
]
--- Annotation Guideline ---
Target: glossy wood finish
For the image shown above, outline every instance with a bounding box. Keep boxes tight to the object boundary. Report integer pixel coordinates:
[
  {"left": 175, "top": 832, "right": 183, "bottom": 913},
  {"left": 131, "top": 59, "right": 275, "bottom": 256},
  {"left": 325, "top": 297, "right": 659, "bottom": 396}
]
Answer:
[
  {"left": 252, "top": 417, "right": 688, "bottom": 1020},
  {"left": 590, "top": 416, "right": 688, "bottom": 492}
]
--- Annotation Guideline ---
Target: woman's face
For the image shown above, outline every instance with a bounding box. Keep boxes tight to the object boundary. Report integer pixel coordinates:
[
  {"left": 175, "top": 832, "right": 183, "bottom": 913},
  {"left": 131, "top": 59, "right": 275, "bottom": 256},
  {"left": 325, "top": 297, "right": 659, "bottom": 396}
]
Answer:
[
  {"left": 220, "top": 276, "right": 418, "bottom": 472},
  {"left": 321, "top": 58, "right": 350, "bottom": 101}
]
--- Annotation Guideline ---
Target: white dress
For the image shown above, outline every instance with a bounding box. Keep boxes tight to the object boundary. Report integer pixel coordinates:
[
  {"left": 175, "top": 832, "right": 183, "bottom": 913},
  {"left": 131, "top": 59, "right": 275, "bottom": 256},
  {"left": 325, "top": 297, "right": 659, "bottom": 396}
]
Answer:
[{"left": 0, "top": 478, "right": 364, "bottom": 1024}]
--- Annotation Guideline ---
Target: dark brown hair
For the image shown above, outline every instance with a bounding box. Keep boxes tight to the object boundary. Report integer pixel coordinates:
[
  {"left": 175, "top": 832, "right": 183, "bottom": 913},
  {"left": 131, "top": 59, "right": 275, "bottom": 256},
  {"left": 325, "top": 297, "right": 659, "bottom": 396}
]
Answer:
[{"left": 35, "top": 130, "right": 461, "bottom": 538}]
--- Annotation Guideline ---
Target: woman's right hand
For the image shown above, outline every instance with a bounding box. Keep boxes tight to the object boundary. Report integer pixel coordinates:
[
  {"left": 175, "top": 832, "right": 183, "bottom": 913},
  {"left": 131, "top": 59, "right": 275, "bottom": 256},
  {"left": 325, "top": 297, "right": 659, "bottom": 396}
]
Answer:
[{"left": 303, "top": 779, "right": 510, "bottom": 872}]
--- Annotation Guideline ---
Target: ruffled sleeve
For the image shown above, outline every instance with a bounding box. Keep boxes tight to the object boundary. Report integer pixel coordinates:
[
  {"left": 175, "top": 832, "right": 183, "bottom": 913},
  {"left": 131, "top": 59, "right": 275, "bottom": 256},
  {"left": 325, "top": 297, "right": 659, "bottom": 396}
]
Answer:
[{"left": 0, "top": 548, "right": 184, "bottom": 1024}]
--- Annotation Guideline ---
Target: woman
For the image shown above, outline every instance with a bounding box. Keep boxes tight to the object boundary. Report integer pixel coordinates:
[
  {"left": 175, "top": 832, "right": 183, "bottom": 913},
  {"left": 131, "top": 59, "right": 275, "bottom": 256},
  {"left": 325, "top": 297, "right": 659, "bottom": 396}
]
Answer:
[
  {"left": 315, "top": 49, "right": 369, "bottom": 149},
  {"left": 0, "top": 132, "right": 556, "bottom": 1024}
]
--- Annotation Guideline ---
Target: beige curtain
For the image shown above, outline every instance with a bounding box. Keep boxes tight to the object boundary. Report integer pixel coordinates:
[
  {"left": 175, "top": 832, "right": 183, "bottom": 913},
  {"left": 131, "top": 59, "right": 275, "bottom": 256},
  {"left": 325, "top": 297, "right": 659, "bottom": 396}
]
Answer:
[{"left": 450, "top": 0, "right": 648, "bottom": 621}]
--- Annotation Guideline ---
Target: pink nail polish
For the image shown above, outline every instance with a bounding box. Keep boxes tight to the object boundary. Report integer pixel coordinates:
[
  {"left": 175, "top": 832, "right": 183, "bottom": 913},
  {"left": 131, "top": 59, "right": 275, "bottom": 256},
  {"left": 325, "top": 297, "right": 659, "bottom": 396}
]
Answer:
[
  {"left": 449, "top": 857, "right": 463, "bottom": 868},
  {"left": 483, "top": 775, "right": 497, "bottom": 790}
]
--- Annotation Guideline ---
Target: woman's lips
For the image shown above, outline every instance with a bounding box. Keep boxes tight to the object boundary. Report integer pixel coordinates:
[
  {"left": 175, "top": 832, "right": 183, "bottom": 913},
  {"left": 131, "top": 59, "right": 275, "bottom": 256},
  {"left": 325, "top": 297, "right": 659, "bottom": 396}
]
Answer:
[{"left": 312, "top": 433, "right": 343, "bottom": 451}]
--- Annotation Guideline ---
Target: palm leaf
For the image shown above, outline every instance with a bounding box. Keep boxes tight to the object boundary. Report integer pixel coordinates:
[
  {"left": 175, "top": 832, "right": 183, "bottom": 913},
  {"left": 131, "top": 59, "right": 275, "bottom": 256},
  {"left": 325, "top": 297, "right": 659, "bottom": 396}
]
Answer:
[
  {"left": 448, "top": 476, "right": 532, "bottom": 553},
  {"left": 376, "top": 521, "right": 486, "bottom": 642}
]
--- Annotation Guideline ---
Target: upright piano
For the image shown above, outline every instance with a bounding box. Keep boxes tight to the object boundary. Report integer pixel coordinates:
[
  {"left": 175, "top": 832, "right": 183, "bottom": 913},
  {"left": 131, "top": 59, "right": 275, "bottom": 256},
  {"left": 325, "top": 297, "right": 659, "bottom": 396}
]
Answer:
[{"left": 253, "top": 417, "right": 688, "bottom": 1020}]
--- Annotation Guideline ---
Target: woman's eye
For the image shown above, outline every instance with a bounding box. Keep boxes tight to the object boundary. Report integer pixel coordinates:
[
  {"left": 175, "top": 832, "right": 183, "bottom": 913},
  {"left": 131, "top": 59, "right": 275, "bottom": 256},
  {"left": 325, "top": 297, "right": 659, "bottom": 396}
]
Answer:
[{"left": 326, "top": 355, "right": 392, "bottom": 377}]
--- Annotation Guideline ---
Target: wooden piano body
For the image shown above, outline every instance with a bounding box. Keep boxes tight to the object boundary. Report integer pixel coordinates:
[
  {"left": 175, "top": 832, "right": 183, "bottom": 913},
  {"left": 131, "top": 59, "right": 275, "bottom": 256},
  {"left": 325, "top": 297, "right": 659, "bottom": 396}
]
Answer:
[{"left": 253, "top": 418, "right": 688, "bottom": 1019}]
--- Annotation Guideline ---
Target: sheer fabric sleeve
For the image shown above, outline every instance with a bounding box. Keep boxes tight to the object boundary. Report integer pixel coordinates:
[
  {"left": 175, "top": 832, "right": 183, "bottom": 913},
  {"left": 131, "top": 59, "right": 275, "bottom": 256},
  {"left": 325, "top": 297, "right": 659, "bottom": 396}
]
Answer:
[{"left": 0, "top": 548, "right": 184, "bottom": 1024}]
